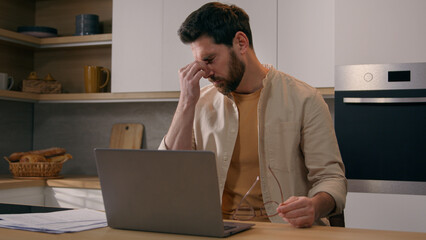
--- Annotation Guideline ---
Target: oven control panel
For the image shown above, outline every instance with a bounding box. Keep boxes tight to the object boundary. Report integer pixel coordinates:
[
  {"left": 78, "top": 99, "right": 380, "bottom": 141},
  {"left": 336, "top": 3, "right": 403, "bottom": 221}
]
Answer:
[{"left": 335, "top": 62, "right": 426, "bottom": 91}]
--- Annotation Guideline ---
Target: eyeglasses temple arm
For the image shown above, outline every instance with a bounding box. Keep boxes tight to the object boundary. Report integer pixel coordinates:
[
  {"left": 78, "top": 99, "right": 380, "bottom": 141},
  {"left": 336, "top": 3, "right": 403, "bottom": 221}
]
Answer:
[
  {"left": 268, "top": 166, "right": 285, "bottom": 203},
  {"left": 235, "top": 176, "right": 260, "bottom": 210}
]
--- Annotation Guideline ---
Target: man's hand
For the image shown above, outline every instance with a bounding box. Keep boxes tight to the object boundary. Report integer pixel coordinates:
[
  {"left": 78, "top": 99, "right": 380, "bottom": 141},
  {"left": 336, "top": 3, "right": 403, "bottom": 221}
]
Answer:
[
  {"left": 276, "top": 196, "right": 316, "bottom": 228},
  {"left": 178, "top": 61, "right": 211, "bottom": 107},
  {"left": 164, "top": 61, "right": 211, "bottom": 150},
  {"left": 276, "top": 192, "right": 335, "bottom": 228}
]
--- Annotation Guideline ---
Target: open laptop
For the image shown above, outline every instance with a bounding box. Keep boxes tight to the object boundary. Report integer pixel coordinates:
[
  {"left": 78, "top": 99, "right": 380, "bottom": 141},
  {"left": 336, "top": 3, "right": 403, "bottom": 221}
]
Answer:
[{"left": 94, "top": 148, "right": 254, "bottom": 237}]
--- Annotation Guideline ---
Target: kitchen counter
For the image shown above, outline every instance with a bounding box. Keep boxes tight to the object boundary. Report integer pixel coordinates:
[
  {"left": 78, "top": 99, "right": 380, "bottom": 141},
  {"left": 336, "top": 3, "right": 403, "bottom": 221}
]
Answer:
[
  {"left": 1, "top": 220, "right": 425, "bottom": 240},
  {"left": 0, "top": 175, "right": 100, "bottom": 190},
  {"left": 0, "top": 176, "right": 102, "bottom": 210},
  {"left": 45, "top": 176, "right": 100, "bottom": 189},
  {"left": 2, "top": 176, "right": 426, "bottom": 233},
  {"left": 0, "top": 177, "right": 45, "bottom": 190}
]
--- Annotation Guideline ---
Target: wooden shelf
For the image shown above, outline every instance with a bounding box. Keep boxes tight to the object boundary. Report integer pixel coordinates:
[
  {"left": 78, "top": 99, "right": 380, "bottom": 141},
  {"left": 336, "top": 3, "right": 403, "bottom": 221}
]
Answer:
[
  {"left": 0, "top": 88, "right": 335, "bottom": 103},
  {"left": 36, "top": 92, "right": 181, "bottom": 103},
  {"left": 317, "top": 87, "right": 335, "bottom": 98},
  {"left": 0, "top": 90, "right": 180, "bottom": 103},
  {"left": 0, "top": 28, "right": 111, "bottom": 48}
]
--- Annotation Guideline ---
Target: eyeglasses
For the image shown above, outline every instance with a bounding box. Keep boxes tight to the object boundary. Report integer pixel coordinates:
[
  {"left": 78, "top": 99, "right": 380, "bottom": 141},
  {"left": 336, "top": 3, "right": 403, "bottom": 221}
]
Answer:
[{"left": 232, "top": 165, "right": 284, "bottom": 221}]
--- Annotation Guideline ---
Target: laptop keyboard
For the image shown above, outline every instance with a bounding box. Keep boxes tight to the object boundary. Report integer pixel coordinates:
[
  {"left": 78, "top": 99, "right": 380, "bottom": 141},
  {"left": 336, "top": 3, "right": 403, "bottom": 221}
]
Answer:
[{"left": 224, "top": 225, "right": 237, "bottom": 231}]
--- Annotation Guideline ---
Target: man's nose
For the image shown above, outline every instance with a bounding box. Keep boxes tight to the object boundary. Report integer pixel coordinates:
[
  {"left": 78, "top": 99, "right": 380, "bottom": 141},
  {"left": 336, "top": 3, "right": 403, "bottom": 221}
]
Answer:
[{"left": 204, "top": 66, "right": 214, "bottom": 78}]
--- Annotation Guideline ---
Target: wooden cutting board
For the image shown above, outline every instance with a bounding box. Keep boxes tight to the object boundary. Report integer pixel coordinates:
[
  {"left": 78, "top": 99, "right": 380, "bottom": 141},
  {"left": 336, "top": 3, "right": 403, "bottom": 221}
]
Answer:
[{"left": 109, "top": 123, "right": 143, "bottom": 149}]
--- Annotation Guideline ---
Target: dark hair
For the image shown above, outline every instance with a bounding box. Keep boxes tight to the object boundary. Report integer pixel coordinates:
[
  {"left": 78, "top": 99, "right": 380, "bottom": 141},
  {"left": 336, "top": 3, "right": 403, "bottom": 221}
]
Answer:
[{"left": 178, "top": 2, "right": 253, "bottom": 48}]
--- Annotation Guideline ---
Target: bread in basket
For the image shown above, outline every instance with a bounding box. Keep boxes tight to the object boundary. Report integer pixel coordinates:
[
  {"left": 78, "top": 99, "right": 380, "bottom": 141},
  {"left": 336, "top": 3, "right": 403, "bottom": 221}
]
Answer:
[{"left": 4, "top": 147, "right": 72, "bottom": 179}]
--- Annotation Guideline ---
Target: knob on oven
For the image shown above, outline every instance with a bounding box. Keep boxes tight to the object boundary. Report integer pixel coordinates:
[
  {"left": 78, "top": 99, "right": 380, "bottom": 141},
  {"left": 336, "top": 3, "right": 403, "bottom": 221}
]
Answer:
[{"left": 364, "top": 72, "right": 373, "bottom": 82}]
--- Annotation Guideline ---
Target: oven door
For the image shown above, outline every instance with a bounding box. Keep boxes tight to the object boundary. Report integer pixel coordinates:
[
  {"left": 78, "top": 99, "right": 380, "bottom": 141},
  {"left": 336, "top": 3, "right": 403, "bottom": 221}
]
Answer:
[{"left": 335, "top": 89, "right": 426, "bottom": 181}]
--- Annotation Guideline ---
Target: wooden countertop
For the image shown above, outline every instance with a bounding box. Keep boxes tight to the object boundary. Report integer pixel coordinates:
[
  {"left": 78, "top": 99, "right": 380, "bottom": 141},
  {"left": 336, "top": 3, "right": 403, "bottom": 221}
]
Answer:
[
  {"left": 0, "top": 221, "right": 425, "bottom": 240},
  {"left": 0, "top": 177, "right": 45, "bottom": 190},
  {"left": 1, "top": 177, "right": 426, "bottom": 239},
  {"left": 0, "top": 176, "right": 100, "bottom": 190},
  {"left": 45, "top": 176, "right": 100, "bottom": 189}
]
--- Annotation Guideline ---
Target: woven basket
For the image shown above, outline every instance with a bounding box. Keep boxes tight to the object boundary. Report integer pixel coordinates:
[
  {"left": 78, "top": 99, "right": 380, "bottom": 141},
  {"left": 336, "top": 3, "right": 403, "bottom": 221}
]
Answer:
[{"left": 4, "top": 157, "right": 69, "bottom": 179}]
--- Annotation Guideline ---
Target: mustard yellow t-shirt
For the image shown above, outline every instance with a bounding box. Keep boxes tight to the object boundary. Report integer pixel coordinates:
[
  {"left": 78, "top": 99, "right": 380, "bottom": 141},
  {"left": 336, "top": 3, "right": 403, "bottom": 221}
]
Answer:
[{"left": 222, "top": 88, "right": 269, "bottom": 222}]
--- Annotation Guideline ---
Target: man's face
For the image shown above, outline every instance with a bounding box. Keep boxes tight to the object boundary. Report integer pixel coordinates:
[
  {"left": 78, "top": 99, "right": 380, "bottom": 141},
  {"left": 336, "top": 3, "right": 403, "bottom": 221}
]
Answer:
[{"left": 191, "top": 36, "right": 245, "bottom": 95}]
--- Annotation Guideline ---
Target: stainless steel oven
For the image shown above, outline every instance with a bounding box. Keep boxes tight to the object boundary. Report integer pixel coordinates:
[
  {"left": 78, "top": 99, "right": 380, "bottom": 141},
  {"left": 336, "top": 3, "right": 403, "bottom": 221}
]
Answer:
[{"left": 335, "top": 62, "right": 426, "bottom": 183}]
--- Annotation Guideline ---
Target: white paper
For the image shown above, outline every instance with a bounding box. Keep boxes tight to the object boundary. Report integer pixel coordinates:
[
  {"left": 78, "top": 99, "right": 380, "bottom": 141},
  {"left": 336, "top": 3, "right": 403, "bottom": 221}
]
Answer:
[{"left": 0, "top": 208, "right": 107, "bottom": 234}]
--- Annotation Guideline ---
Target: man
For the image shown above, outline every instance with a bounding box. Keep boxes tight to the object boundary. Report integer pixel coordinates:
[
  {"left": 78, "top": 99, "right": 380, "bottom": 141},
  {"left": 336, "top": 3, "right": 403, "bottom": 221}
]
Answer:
[{"left": 159, "top": 2, "right": 346, "bottom": 228}]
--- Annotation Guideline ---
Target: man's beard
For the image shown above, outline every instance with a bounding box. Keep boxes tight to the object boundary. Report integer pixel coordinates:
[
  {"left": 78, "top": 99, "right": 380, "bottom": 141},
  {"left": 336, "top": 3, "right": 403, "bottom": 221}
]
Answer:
[{"left": 209, "top": 50, "right": 245, "bottom": 95}]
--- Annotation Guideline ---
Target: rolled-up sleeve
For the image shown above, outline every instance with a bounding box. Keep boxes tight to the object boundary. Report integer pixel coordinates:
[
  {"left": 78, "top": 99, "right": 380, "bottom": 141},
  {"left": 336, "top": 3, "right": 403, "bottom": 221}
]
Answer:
[
  {"left": 157, "top": 131, "right": 197, "bottom": 150},
  {"left": 302, "top": 91, "right": 347, "bottom": 216},
  {"left": 158, "top": 137, "right": 168, "bottom": 150}
]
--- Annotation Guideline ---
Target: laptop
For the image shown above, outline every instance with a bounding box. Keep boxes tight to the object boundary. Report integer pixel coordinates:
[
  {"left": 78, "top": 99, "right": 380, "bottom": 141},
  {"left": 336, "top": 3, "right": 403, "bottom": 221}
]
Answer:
[{"left": 94, "top": 148, "right": 254, "bottom": 237}]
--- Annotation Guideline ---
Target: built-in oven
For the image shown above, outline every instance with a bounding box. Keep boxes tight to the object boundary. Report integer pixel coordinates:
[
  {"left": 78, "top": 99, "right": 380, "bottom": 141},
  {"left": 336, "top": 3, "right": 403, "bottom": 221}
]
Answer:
[
  {"left": 335, "top": 62, "right": 426, "bottom": 184},
  {"left": 334, "top": 63, "right": 426, "bottom": 232}
]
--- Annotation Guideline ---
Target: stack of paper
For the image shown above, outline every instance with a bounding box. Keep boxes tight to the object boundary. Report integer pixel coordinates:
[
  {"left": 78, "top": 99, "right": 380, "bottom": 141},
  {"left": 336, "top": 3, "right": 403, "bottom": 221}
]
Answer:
[{"left": 0, "top": 208, "right": 107, "bottom": 233}]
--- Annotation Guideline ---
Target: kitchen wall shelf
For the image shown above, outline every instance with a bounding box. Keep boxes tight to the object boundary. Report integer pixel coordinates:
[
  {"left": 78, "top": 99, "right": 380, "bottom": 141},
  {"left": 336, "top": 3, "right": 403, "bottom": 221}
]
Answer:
[
  {"left": 0, "top": 88, "right": 334, "bottom": 103},
  {"left": 317, "top": 87, "right": 335, "bottom": 98},
  {"left": 0, "top": 90, "right": 180, "bottom": 103},
  {"left": 0, "top": 28, "right": 112, "bottom": 48}
]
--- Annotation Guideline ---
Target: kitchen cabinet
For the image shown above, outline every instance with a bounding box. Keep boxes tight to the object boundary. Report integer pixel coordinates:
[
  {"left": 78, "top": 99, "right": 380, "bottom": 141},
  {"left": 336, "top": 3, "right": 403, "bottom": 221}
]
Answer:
[
  {"left": 43, "top": 177, "right": 104, "bottom": 210},
  {"left": 0, "top": 177, "right": 104, "bottom": 211},
  {"left": 345, "top": 192, "right": 426, "bottom": 233},
  {"left": 277, "top": 0, "right": 335, "bottom": 87},
  {"left": 0, "top": 187, "right": 44, "bottom": 206},
  {"left": 1, "top": 0, "right": 335, "bottom": 102},
  {"left": 111, "top": 0, "right": 163, "bottom": 92},
  {"left": 0, "top": 0, "right": 112, "bottom": 94},
  {"left": 0, "top": 179, "right": 45, "bottom": 206},
  {"left": 335, "top": 0, "right": 426, "bottom": 65},
  {"left": 112, "top": 0, "right": 277, "bottom": 92},
  {"left": 44, "top": 187, "right": 104, "bottom": 211}
]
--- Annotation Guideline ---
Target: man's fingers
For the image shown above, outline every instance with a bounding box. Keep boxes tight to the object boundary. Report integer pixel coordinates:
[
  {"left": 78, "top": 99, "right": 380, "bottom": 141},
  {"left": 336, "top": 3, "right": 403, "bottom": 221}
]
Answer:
[
  {"left": 277, "top": 197, "right": 305, "bottom": 214},
  {"left": 282, "top": 196, "right": 299, "bottom": 205},
  {"left": 279, "top": 206, "right": 310, "bottom": 219},
  {"left": 279, "top": 211, "right": 314, "bottom": 228},
  {"left": 277, "top": 196, "right": 315, "bottom": 228},
  {"left": 178, "top": 63, "right": 193, "bottom": 78},
  {"left": 194, "top": 69, "right": 207, "bottom": 79},
  {"left": 286, "top": 215, "right": 314, "bottom": 228},
  {"left": 180, "top": 61, "right": 208, "bottom": 82}
]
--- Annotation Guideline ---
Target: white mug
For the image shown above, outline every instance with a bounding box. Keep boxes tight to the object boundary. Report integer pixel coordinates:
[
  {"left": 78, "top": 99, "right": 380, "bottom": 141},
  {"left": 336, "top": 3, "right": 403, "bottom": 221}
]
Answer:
[{"left": 0, "top": 73, "right": 14, "bottom": 90}]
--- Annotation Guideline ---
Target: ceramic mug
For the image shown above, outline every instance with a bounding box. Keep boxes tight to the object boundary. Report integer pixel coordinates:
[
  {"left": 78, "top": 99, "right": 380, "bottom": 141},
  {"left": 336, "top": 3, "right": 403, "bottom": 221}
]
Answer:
[
  {"left": 84, "top": 66, "right": 110, "bottom": 93},
  {"left": 0, "top": 73, "right": 14, "bottom": 90}
]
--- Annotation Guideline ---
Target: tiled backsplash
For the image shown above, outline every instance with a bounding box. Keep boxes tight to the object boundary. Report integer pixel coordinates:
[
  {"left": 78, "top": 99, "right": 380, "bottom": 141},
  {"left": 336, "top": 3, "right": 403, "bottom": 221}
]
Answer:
[
  {"left": 0, "top": 100, "right": 177, "bottom": 175},
  {"left": 0, "top": 98, "right": 334, "bottom": 175},
  {"left": 0, "top": 100, "right": 33, "bottom": 174}
]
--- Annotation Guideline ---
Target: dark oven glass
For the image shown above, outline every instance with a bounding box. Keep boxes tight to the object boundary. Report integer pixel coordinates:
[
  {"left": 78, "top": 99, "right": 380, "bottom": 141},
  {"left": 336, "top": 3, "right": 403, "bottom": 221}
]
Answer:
[{"left": 335, "top": 89, "right": 426, "bottom": 181}]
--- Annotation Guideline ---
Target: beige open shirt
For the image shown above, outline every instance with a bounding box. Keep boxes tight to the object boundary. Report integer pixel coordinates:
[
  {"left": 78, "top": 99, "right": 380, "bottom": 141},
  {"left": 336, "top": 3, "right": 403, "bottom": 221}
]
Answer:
[{"left": 159, "top": 65, "right": 347, "bottom": 225}]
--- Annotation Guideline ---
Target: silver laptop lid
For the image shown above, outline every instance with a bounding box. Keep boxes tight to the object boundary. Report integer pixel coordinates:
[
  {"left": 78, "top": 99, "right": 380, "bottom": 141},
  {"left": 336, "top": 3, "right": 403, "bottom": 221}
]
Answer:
[{"left": 94, "top": 149, "right": 231, "bottom": 237}]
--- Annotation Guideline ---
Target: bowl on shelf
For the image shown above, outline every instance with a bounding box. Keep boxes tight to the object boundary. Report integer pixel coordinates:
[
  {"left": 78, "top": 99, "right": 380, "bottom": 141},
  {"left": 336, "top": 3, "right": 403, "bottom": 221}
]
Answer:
[{"left": 17, "top": 26, "right": 58, "bottom": 38}]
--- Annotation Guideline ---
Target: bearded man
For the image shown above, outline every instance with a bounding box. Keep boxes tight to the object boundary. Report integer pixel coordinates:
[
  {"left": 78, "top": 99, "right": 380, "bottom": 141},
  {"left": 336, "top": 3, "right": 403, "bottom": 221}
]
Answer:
[{"left": 159, "top": 2, "right": 347, "bottom": 228}]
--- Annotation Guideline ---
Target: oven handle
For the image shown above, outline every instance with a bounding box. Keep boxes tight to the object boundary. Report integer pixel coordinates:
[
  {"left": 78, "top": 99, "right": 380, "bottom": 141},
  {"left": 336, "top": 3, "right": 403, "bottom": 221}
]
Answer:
[{"left": 343, "top": 97, "right": 426, "bottom": 104}]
